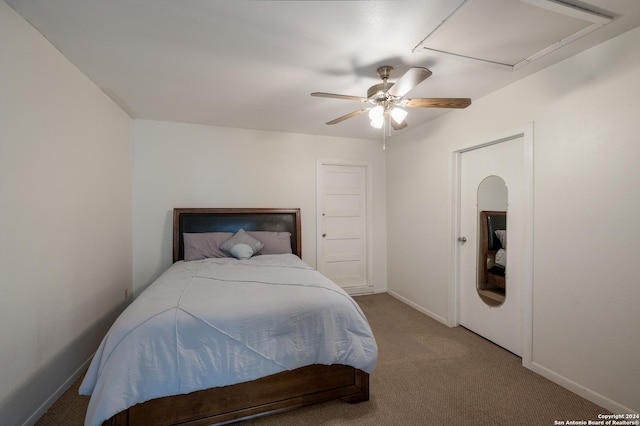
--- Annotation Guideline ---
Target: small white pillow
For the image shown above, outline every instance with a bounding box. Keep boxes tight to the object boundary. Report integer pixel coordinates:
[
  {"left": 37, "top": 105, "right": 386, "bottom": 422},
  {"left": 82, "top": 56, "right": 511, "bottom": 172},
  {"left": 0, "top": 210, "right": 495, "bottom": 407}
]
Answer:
[
  {"left": 228, "top": 243, "right": 255, "bottom": 260},
  {"left": 220, "top": 229, "right": 264, "bottom": 255}
]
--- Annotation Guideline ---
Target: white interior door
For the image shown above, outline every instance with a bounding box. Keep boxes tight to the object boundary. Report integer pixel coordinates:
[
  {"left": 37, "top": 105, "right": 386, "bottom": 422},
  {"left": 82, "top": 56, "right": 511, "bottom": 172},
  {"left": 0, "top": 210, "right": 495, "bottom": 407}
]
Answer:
[
  {"left": 317, "top": 162, "right": 369, "bottom": 293},
  {"left": 459, "top": 137, "right": 525, "bottom": 356}
]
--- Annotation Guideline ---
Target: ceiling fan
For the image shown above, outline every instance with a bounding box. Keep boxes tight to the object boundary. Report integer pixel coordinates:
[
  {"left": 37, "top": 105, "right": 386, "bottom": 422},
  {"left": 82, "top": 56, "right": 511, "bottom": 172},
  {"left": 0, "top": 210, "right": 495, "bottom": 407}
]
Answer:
[{"left": 311, "top": 66, "right": 471, "bottom": 131}]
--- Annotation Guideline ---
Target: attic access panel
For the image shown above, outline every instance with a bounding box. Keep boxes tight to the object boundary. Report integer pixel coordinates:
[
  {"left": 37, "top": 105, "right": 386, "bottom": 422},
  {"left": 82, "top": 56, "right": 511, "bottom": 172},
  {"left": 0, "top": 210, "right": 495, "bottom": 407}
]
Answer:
[{"left": 413, "top": 0, "right": 612, "bottom": 71}]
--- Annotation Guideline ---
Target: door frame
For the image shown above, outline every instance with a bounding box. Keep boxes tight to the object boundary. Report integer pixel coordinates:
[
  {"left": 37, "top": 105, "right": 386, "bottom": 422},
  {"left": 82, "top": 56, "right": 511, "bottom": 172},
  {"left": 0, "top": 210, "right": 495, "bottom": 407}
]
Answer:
[
  {"left": 449, "top": 123, "right": 534, "bottom": 368},
  {"left": 316, "top": 158, "right": 374, "bottom": 295}
]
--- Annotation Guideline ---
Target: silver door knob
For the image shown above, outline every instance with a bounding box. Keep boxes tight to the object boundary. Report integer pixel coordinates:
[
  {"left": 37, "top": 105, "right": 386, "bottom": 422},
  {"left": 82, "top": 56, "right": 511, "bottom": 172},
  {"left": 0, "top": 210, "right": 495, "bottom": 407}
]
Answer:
[{"left": 457, "top": 236, "right": 467, "bottom": 243}]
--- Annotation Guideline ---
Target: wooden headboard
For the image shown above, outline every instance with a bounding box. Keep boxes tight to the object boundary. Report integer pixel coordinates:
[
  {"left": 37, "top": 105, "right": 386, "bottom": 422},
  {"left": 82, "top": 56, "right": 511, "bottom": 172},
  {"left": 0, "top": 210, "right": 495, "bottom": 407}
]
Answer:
[{"left": 172, "top": 208, "right": 301, "bottom": 262}]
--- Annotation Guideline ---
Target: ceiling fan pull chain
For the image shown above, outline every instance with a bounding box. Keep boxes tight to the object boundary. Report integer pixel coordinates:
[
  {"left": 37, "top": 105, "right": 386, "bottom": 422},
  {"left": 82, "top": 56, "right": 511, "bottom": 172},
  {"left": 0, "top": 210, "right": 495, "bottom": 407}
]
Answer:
[{"left": 382, "top": 117, "right": 387, "bottom": 150}]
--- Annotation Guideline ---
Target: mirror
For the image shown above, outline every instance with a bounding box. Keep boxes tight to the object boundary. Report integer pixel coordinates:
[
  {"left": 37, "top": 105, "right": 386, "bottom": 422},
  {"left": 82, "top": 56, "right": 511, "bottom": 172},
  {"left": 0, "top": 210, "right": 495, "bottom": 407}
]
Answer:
[{"left": 477, "top": 176, "right": 507, "bottom": 307}]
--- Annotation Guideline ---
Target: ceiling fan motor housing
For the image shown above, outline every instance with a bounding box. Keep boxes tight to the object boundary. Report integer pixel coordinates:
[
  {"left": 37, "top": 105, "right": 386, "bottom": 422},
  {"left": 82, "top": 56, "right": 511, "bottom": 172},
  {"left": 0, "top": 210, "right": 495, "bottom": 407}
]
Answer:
[
  {"left": 368, "top": 66, "right": 395, "bottom": 102},
  {"left": 367, "top": 83, "right": 395, "bottom": 101}
]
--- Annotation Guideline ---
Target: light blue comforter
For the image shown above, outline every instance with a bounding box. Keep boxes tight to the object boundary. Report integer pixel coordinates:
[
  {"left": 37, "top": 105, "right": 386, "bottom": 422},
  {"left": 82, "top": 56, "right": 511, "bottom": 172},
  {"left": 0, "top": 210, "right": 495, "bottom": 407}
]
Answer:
[{"left": 79, "top": 254, "right": 378, "bottom": 426}]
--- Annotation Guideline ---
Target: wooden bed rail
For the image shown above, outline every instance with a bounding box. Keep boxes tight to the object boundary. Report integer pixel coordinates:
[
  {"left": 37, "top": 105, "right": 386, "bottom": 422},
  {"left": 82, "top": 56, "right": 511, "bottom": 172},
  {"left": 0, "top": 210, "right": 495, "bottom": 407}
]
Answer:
[{"left": 104, "top": 365, "right": 369, "bottom": 426}]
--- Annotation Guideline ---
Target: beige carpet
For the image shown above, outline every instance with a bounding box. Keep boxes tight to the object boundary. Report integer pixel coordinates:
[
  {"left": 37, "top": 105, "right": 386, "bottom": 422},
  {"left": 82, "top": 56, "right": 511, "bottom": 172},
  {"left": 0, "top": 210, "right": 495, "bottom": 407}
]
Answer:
[{"left": 36, "top": 293, "right": 609, "bottom": 425}]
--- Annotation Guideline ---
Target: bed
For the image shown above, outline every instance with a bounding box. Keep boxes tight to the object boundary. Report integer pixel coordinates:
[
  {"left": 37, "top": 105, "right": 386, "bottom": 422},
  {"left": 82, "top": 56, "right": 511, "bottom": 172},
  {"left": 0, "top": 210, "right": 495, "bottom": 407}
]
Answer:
[
  {"left": 80, "top": 208, "right": 377, "bottom": 426},
  {"left": 478, "top": 211, "right": 507, "bottom": 302}
]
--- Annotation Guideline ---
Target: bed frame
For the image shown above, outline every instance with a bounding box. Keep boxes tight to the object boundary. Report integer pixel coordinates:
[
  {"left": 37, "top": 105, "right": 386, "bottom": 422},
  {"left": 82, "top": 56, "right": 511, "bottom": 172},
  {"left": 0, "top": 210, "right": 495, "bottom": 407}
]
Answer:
[{"left": 104, "top": 208, "right": 370, "bottom": 426}]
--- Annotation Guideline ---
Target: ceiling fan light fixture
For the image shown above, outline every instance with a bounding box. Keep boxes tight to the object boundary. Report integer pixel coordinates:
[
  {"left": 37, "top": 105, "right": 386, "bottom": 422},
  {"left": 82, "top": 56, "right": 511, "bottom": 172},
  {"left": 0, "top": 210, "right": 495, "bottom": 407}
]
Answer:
[
  {"left": 370, "top": 116, "right": 384, "bottom": 129},
  {"left": 368, "top": 105, "right": 384, "bottom": 120},
  {"left": 390, "top": 107, "right": 408, "bottom": 124}
]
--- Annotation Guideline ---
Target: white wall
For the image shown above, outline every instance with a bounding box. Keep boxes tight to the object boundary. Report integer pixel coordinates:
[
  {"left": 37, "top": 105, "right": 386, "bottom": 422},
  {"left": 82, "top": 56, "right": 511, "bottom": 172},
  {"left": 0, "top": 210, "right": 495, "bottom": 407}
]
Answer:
[
  {"left": 0, "top": 3, "right": 133, "bottom": 425},
  {"left": 386, "top": 26, "right": 640, "bottom": 412},
  {"left": 132, "top": 120, "right": 387, "bottom": 296}
]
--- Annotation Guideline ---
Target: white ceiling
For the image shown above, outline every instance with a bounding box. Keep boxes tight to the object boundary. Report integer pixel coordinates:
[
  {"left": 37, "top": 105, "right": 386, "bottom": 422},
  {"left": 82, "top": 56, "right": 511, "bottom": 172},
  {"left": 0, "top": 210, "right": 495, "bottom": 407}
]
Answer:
[{"left": 6, "top": 0, "right": 640, "bottom": 140}]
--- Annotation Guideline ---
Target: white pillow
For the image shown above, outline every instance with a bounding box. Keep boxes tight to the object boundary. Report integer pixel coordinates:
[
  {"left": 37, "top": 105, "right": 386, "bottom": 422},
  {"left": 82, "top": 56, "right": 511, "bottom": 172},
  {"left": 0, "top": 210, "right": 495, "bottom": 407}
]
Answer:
[
  {"left": 495, "top": 248, "right": 507, "bottom": 267},
  {"left": 228, "top": 243, "right": 255, "bottom": 260}
]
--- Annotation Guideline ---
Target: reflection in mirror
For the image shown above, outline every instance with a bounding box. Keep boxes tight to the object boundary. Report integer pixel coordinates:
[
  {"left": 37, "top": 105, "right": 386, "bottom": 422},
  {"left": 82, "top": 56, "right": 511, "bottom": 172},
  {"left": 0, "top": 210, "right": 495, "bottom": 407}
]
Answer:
[{"left": 477, "top": 176, "right": 507, "bottom": 307}]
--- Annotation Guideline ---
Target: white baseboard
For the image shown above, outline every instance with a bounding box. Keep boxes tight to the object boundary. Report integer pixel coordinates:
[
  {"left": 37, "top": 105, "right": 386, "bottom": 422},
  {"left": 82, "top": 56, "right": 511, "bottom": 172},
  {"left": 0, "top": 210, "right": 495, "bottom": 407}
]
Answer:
[
  {"left": 23, "top": 355, "right": 94, "bottom": 426},
  {"left": 530, "top": 362, "right": 636, "bottom": 415},
  {"left": 345, "top": 285, "right": 375, "bottom": 296},
  {"left": 386, "top": 289, "right": 449, "bottom": 326}
]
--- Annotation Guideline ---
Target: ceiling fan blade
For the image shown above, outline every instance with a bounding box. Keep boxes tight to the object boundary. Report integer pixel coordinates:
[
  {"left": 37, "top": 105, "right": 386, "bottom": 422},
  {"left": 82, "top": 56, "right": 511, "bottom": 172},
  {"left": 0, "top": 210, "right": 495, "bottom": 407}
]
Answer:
[
  {"left": 391, "top": 119, "right": 408, "bottom": 131},
  {"left": 404, "top": 98, "right": 471, "bottom": 108},
  {"left": 326, "top": 108, "right": 369, "bottom": 125},
  {"left": 387, "top": 67, "right": 432, "bottom": 98},
  {"left": 311, "top": 92, "right": 368, "bottom": 103}
]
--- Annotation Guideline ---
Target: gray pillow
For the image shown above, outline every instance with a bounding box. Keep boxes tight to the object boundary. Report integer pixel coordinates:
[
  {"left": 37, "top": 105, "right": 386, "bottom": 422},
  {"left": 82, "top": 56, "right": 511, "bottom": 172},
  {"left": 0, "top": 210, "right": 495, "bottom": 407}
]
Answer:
[
  {"left": 220, "top": 229, "right": 264, "bottom": 257},
  {"left": 247, "top": 231, "right": 292, "bottom": 255},
  {"left": 183, "top": 232, "right": 233, "bottom": 260}
]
